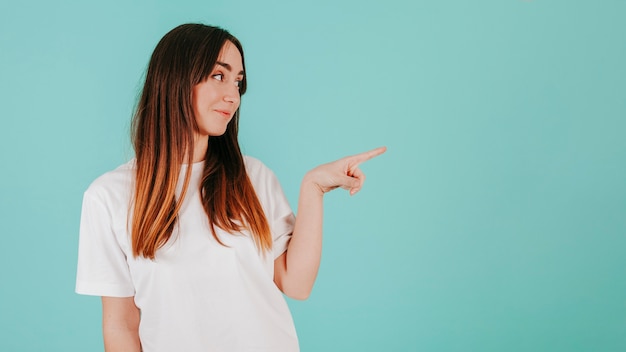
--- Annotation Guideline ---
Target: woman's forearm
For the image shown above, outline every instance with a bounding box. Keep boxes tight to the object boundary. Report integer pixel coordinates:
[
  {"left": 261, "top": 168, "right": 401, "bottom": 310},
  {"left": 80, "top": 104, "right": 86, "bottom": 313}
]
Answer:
[{"left": 275, "top": 176, "right": 324, "bottom": 300}]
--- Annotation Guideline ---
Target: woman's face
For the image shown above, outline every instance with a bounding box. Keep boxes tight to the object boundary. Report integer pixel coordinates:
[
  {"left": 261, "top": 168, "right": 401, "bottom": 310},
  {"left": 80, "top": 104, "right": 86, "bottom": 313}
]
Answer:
[{"left": 192, "top": 40, "right": 243, "bottom": 138}]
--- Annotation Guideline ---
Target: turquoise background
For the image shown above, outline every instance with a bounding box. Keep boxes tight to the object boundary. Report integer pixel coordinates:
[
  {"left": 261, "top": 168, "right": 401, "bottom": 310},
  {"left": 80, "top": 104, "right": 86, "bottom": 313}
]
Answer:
[{"left": 1, "top": 0, "right": 625, "bottom": 351}]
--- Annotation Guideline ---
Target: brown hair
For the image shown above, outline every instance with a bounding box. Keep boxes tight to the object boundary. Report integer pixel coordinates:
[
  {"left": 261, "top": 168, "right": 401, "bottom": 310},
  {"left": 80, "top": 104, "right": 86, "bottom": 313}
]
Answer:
[{"left": 130, "top": 23, "right": 271, "bottom": 259}]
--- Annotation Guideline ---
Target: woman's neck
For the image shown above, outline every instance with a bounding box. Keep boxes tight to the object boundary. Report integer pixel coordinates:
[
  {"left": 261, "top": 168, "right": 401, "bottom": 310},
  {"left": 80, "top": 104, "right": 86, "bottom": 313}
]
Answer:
[{"left": 193, "top": 135, "right": 208, "bottom": 162}]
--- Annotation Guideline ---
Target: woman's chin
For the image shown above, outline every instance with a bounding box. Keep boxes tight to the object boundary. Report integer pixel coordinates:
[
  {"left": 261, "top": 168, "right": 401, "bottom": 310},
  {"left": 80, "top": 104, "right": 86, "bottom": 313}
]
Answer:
[{"left": 208, "top": 129, "right": 228, "bottom": 137}]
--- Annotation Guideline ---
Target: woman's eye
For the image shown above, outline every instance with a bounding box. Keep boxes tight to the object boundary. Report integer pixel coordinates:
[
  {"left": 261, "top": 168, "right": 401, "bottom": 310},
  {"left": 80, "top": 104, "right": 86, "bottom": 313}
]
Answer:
[
  {"left": 212, "top": 73, "right": 224, "bottom": 81},
  {"left": 235, "top": 80, "right": 242, "bottom": 89}
]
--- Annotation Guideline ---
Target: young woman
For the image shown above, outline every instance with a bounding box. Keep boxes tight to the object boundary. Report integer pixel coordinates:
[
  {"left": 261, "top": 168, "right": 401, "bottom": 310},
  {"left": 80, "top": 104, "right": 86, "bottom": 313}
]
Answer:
[{"left": 76, "top": 23, "right": 385, "bottom": 352}]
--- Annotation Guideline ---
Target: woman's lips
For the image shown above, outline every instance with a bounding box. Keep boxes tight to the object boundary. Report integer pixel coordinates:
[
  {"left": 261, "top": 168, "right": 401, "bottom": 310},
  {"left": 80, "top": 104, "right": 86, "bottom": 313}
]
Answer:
[{"left": 215, "top": 109, "right": 231, "bottom": 118}]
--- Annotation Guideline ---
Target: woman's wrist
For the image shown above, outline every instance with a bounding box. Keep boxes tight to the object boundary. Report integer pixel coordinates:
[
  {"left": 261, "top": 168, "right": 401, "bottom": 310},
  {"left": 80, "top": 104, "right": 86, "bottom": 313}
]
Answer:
[{"left": 301, "top": 171, "right": 325, "bottom": 197}]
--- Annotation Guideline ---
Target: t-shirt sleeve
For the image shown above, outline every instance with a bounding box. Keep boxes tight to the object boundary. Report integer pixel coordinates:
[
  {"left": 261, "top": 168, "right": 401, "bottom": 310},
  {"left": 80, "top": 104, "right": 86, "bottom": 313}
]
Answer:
[
  {"left": 75, "top": 191, "right": 135, "bottom": 297},
  {"left": 253, "top": 161, "right": 295, "bottom": 260},
  {"left": 269, "top": 175, "right": 295, "bottom": 260}
]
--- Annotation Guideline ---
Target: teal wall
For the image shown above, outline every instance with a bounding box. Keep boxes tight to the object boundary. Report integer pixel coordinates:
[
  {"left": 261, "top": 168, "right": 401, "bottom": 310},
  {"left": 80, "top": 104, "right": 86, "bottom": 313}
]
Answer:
[{"left": 1, "top": 1, "right": 625, "bottom": 351}]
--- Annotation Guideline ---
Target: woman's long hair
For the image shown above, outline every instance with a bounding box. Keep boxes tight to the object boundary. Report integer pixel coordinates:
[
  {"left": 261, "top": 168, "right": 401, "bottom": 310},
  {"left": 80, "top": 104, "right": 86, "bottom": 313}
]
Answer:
[{"left": 130, "top": 23, "right": 271, "bottom": 259}]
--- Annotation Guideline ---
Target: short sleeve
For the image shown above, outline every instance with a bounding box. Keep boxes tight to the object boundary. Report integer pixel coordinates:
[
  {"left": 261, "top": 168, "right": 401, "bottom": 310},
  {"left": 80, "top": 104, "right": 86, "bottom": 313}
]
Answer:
[
  {"left": 266, "top": 172, "right": 295, "bottom": 260},
  {"left": 75, "top": 192, "right": 135, "bottom": 297},
  {"left": 245, "top": 156, "right": 295, "bottom": 260}
]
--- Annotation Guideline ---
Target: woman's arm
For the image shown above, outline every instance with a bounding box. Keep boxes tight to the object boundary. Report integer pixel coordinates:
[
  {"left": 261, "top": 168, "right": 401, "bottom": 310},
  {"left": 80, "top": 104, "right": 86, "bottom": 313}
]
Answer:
[
  {"left": 274, "top": 147, "right": 386, "bottom": 300},
  {"left": 101, "top": 296, "right": 141, "bottom": 352}
]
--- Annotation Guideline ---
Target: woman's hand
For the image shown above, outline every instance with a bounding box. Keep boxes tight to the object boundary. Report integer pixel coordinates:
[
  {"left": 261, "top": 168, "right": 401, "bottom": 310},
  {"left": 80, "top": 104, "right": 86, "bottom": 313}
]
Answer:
[{"left": 303, "top": 146, "right": 387, "bottom": 196}]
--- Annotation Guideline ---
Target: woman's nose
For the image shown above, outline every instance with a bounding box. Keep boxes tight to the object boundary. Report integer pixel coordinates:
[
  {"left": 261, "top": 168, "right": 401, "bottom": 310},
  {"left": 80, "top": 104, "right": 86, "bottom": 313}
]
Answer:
[{"left": 223, "top": 85, "right": 240, "bottom": 104}]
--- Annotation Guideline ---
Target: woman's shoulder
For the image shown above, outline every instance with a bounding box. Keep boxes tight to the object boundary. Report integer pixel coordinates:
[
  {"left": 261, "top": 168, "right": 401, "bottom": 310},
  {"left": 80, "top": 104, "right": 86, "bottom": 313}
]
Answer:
[
  {"left": 243, "top": 155, "right": 265, "bottom": 173},
  {"left": 243, "top": 154, "right": 275, "bottom": 174},
  {"left": 83, "top": 159, "right": 136, "bottom": 203},
  {"left": 242, "top": 155, "right": 292, "bottom": 214},
  {"left": 243, "top": 155, "right": 279, "bottom": 185}
]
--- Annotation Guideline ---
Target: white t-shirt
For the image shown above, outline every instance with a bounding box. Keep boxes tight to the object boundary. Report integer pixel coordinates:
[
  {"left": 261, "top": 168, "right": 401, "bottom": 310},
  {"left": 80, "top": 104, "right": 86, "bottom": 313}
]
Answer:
[{"left": 75, "top": 156, "right": 299, "bottom": 352}]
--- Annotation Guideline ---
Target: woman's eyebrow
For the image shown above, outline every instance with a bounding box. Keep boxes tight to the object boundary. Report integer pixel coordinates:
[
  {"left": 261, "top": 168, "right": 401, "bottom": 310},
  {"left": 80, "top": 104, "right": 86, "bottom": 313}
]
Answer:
[{"left": 216, "top": 61, "right": 244, "bottom": 75}]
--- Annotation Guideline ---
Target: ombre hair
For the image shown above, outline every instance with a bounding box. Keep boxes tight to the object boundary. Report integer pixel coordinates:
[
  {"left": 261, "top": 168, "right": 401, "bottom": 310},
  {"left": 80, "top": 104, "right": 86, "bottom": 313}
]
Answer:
[{"left": 130, "top": 23, "right": 271, "bottom": 259}]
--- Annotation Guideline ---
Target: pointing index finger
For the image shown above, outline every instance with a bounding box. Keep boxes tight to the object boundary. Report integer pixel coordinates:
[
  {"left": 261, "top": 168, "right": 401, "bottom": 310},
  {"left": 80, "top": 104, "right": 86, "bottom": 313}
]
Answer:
[{"left": 352, "top": 146, "right": 387, "bottom": 165}]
